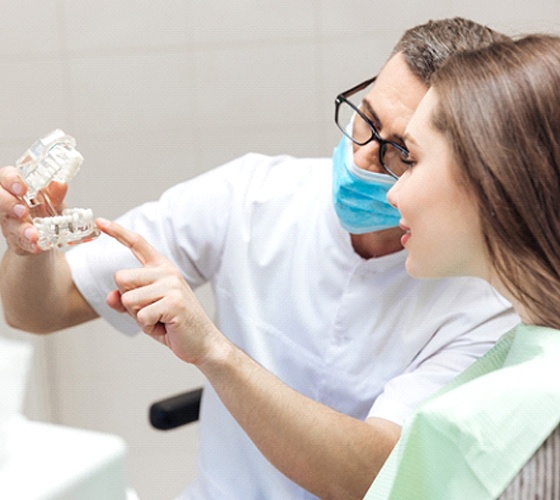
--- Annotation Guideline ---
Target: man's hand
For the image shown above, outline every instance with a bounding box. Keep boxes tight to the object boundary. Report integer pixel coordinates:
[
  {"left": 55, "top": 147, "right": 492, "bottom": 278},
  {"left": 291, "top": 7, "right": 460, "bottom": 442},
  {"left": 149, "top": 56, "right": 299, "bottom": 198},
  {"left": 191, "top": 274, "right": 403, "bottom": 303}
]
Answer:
[
  {"left": 97, "top": 217, "right": 220, "bottom": 365},
  {"left": 0, "top": 166, "right": 67, "bottom": 255},
  {"left": 96, "top": 217, "right": 400, "bottom": 499}
]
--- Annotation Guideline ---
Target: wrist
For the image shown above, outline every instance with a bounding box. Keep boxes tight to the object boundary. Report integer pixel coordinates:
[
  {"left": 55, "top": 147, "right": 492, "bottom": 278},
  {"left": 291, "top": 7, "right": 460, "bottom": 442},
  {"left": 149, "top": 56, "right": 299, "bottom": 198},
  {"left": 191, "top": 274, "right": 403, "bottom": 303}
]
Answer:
[{"left": 195, "top": 327, "right": 240, "bottom": 378}]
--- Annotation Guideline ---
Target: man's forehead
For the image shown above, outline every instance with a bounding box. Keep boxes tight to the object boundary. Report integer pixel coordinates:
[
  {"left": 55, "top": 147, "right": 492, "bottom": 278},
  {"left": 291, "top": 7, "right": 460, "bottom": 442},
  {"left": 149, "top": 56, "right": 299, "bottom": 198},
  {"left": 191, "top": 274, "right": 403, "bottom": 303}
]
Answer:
[
  {"left": 366, "top": 53, "right": 428, "bottom": 136},
  {"left": 375, "top": 52, "right": 427, "bottom": 90}
]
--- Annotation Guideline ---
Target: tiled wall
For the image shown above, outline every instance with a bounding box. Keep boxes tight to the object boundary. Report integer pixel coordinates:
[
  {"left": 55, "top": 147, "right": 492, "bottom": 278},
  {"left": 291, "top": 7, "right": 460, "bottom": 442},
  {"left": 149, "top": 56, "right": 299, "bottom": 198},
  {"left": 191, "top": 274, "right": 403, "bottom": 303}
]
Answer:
[{"left": 0, "top": 1, "right": 558, "bottom": 498}]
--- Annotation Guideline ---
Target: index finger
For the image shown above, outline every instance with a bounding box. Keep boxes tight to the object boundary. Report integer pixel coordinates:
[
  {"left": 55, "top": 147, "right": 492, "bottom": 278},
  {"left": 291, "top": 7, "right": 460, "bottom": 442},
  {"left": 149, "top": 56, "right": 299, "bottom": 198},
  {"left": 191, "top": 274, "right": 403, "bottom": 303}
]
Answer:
[{"left": 96, "top": 217, "right": 165, "bottom": 267}]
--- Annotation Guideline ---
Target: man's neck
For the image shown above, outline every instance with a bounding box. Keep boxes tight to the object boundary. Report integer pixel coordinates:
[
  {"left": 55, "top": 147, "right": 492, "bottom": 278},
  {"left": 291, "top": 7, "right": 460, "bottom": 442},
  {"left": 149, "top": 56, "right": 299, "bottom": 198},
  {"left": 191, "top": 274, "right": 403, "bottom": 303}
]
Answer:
[{"left": 350, "top": 227, "right": 405, "bottom": 259}]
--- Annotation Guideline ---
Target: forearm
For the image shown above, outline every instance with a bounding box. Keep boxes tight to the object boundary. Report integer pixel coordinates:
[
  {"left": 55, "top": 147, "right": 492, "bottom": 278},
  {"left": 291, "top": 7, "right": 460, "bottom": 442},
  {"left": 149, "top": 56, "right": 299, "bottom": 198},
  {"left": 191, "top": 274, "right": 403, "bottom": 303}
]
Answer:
[
  {"left": 97, "top": 219, "right": 400, "bottom": 497},
  {"left": 198, "top": 338, "right": 401, "bottom": 499},
  {"left": 0, "top": 249, "right": 97, "bottom": 332}
]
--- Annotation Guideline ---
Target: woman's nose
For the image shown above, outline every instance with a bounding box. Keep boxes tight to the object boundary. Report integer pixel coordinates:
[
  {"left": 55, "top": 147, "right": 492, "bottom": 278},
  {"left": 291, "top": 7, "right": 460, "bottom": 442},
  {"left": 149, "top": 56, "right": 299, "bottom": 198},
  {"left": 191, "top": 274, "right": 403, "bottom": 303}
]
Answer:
[{"left": 386, "top": 177, "right": 402, "bottom": 208}]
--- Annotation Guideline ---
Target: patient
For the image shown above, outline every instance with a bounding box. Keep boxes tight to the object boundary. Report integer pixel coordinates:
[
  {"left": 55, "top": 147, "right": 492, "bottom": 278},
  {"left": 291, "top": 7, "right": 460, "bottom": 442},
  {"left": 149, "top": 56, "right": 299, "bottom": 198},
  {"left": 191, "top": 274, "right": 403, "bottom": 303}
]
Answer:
[{"left": 364, "top": 34, "right": 560, "bottom": 499}]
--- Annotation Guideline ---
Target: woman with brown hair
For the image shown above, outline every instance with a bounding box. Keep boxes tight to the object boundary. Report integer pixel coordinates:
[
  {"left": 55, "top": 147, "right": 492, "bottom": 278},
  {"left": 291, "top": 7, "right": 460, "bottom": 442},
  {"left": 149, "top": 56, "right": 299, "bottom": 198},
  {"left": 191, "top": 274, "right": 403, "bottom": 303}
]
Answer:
[{"left": 364, "top": 34, "right": 560, "bottom": 499}]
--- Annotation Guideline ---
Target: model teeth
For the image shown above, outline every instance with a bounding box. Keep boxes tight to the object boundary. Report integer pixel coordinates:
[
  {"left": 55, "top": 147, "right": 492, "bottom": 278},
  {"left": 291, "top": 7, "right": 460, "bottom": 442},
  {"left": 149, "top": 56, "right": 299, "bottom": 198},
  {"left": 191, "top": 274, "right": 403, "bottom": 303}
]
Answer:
[
  {"left": 16, "top": 130, "right": 83, "bottom": 207},
  {"left": 33, "top": 208, "right": 100, "bottom": 250},
  {"left": 16, "top": 130, "right": 99, "bottom": 250}
]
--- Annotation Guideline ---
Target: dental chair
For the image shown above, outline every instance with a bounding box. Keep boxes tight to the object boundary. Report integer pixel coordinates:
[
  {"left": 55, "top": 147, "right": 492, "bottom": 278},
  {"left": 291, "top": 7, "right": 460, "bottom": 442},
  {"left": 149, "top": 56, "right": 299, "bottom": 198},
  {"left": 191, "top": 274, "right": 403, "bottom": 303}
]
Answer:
[{"left": 499, "top": 424, "right": 560, "bottom": 499}]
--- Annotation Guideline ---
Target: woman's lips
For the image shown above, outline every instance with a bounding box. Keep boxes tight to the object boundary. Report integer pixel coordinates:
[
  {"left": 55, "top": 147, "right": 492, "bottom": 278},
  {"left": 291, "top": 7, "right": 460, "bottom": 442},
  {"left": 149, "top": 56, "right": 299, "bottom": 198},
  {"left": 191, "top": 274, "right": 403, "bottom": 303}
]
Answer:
[{"left": 400, "top": 223, "right": 411, "bottom": 246}]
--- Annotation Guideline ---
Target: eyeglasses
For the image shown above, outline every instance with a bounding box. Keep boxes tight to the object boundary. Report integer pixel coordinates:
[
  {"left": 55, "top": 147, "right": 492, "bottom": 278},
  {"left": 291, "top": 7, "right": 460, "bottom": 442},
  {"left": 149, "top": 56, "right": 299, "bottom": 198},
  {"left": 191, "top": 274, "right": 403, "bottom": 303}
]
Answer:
[{"left": 335, "top": 76, "right": 410, "bottom": 179}]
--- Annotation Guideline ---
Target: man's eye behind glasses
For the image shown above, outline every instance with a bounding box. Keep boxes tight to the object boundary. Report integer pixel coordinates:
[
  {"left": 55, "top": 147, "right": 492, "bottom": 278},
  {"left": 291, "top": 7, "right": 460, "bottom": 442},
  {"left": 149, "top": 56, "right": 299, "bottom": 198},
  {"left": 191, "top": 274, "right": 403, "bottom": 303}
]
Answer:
[{"left": 383, "top": 146, "right": 415, "bottom": 178}]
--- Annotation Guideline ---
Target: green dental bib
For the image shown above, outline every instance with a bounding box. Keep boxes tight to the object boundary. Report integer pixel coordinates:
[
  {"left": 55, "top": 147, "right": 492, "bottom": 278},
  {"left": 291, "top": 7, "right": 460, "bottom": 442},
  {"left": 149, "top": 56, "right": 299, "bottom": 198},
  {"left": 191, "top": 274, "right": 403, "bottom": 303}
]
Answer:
[{"left": 365, "top": 324, "right": 560, "bottom": 499}]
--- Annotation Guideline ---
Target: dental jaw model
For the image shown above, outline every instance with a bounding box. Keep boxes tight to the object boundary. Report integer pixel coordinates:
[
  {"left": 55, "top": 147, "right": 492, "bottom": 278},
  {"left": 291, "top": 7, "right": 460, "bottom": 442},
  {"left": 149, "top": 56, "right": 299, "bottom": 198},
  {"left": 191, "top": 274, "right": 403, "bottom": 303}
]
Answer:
[{"left": 16, "top": 130, "right": 99, "bottom": 250}]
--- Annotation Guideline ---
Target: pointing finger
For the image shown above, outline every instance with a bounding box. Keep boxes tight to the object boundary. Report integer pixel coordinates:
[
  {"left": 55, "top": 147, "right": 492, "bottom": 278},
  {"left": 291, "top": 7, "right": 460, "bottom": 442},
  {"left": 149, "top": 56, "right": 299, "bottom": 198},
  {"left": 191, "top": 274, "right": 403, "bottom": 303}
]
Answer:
[{"left": 96, "top": 217, "right": 165, "bottom": 267}]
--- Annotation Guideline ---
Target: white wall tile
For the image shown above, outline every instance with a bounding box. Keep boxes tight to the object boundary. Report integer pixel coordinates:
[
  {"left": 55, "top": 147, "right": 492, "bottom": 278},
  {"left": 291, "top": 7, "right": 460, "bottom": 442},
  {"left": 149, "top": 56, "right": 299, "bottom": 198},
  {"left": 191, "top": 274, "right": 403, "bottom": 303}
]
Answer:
[
  {"left": 450, "top": 0, "right": 560, "bottom": 34},
  {"left": 189, "top": 0, "right": 316, "bottom": 44},
  {"left": 66, "top": 52, "right": 197, "bottom": 137},
  {"left": 194, "top": 43, "right": 318, "bottom": 129},
  {"left": 319, "top": 1, "right": 453, "bottom": 39},
  {"left": 0, "top": 2, "right": 60, "bottom": 55},
  {"left": 61, "top": 0, "right": 192, "bottom": 51},
  {"left": 0, "top": 58, "right": 69, "bottom": 143}
]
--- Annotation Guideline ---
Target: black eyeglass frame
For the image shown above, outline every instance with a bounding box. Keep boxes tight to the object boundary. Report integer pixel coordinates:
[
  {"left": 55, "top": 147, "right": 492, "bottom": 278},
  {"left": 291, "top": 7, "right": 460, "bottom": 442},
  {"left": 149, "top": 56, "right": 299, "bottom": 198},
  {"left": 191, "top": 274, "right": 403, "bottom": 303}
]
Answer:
[{"left": 334, "top": 76, "right": 409, "bottom": 179}]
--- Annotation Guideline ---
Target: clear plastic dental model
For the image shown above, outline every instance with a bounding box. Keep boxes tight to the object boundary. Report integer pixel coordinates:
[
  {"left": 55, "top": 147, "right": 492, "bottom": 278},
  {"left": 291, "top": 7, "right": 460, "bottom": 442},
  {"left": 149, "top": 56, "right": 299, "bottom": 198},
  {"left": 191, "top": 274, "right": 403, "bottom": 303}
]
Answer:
[{"left": 16, "top": 129, "right": 99, "bottom": 250}]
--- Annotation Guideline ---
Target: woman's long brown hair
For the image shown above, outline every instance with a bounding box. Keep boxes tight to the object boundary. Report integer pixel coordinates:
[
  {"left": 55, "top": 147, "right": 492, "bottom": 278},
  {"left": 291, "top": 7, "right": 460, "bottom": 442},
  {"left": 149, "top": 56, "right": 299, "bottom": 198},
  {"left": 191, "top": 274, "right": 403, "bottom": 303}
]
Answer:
[{"left": 431, "top": 35, "right": 560, "bottom": 328}]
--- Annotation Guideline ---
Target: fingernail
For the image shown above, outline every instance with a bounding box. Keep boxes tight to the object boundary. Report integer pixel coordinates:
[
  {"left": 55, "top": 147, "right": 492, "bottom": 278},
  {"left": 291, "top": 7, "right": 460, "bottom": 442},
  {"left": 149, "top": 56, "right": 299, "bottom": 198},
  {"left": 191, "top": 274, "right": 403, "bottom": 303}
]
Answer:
[
  {"left": 24, "top": 227, "right": 34, "bottom": 242},
  {"left": 13, "top": 204, "right": 26, "bottom": 218},
  {"left": 12, "top": 182, "right": 23, "bottom": 196},
  {"left": 96, "top": 217, "right": 110, "bottom": 228}
]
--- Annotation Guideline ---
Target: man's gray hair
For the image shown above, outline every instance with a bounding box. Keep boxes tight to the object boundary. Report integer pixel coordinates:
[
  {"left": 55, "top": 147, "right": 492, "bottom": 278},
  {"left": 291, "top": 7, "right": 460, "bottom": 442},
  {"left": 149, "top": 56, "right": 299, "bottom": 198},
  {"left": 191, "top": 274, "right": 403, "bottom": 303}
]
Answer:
[{"left": 391, "top": 17, "right": 510, "bottom": 85}]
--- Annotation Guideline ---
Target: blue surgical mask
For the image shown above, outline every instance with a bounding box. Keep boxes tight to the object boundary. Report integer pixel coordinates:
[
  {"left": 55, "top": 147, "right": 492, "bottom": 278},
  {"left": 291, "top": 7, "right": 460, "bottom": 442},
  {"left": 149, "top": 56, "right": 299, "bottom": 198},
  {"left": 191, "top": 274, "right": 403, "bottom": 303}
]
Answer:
[{"left": 332, "top": 133, "right": 401, "bottom": 234}]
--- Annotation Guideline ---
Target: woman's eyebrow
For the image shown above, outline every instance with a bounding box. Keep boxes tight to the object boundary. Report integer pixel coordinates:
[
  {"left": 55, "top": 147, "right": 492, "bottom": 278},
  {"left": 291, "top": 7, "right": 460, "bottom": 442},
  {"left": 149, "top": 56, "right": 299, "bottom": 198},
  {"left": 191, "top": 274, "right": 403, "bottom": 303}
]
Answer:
[{"left": 362, "top": 99, "right": 405, "bottom": 144}]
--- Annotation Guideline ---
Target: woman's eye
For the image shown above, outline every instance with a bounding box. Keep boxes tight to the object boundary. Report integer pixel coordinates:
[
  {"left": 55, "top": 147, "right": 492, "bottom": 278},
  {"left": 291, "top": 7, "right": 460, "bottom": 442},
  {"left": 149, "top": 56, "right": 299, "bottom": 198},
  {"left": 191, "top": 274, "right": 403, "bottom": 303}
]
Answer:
[
  {"left": 401, "top": 158, "right": 416, "bottom": 167},
  {"left": 398, "top": 149, "right": 415, "bottom": 166}
]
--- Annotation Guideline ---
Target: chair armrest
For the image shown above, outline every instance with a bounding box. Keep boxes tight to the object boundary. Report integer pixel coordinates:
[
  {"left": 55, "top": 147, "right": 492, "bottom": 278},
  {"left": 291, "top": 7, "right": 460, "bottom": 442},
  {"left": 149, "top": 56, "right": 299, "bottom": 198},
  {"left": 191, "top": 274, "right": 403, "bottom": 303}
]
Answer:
[{"left": 149, "top": 388, "right": 203, "bottom": 430}]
